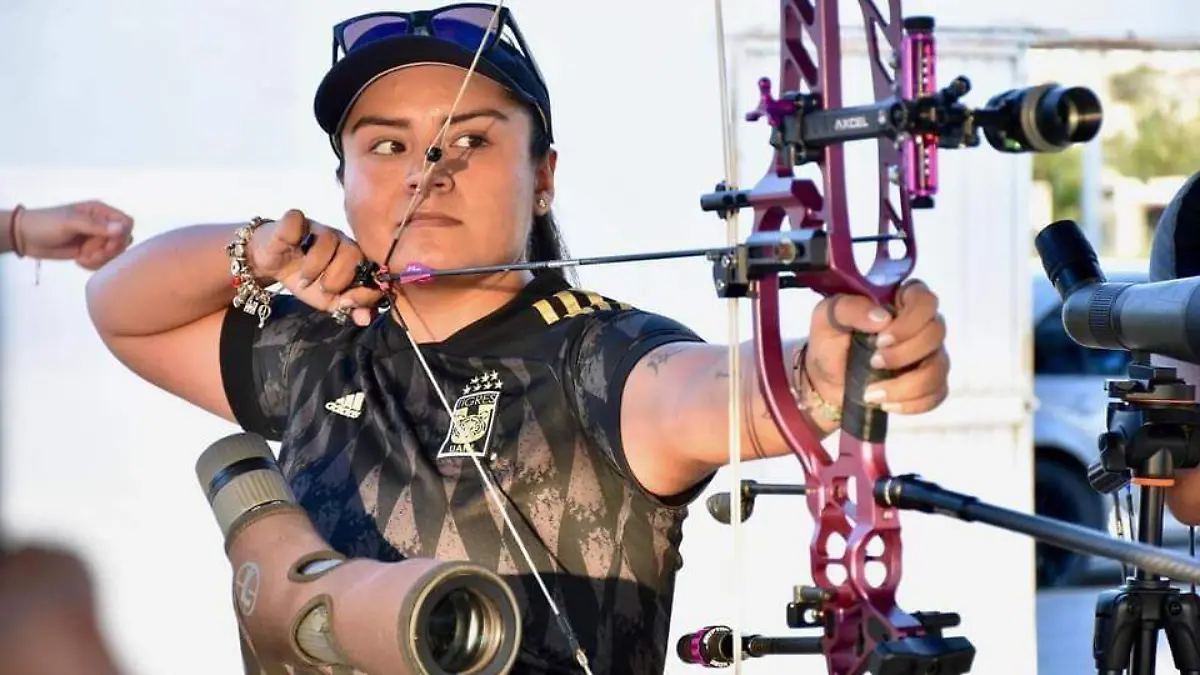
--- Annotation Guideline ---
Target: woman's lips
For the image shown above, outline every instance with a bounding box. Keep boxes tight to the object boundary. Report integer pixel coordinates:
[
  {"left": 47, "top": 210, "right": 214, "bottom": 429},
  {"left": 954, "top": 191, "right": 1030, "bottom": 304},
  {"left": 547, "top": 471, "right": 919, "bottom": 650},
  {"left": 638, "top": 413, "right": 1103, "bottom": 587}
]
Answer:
[{"left": 406, "top": 211, "right": 462, "bottom": 227}]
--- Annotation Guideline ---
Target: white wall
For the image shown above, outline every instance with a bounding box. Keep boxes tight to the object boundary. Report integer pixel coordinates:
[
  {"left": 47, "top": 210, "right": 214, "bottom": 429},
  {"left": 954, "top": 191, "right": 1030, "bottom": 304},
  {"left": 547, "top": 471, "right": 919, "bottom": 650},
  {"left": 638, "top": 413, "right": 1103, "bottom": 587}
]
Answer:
[{"left": 2, "top": 2, "right": 1039, "bottom": 674}]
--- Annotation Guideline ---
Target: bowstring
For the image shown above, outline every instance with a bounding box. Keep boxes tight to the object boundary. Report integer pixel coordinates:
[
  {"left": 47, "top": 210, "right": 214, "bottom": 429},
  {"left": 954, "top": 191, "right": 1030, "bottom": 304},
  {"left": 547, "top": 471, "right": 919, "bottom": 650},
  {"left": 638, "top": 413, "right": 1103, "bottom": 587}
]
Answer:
[
  {"left": 383, "top": 5, "right": 500, "bottom": 266},
  {"left": 381, "top": 3, "right": 595, "bottom": 672},
  {"left": 712, "top": 0, "right": 744, "bottom": 671}
]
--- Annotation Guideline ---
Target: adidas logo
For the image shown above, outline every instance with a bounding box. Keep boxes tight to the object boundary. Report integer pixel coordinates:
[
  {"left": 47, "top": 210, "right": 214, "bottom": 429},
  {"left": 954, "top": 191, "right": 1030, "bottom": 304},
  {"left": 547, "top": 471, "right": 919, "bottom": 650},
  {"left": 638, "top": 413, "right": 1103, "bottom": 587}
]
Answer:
[{"left": 325, "top": 391, "right": 364, "bottom": 419}]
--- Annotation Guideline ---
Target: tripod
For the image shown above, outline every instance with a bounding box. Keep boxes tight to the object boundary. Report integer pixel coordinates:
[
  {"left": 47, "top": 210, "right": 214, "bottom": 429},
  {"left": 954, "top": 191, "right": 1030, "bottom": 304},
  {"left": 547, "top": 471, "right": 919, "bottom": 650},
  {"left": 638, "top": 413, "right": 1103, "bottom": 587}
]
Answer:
[{"left": 1090, "top": 356, "right": 1200, "bottom": 675}]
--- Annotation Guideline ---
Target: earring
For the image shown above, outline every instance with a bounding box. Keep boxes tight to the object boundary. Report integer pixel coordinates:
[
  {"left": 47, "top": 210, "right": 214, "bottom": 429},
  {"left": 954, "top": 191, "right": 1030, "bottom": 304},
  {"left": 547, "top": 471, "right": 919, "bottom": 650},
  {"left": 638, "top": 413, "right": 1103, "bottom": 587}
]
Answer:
[{"left": 536, "top": 197, "right": 548, "bottom": 211}]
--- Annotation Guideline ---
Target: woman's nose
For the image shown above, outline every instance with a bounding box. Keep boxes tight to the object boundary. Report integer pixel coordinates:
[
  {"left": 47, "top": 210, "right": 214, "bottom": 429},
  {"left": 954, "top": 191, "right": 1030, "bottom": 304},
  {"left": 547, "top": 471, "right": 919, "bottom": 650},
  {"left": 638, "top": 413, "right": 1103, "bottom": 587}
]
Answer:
[{"left": 406, "top": 162, "right": 452, "bottom": 194}]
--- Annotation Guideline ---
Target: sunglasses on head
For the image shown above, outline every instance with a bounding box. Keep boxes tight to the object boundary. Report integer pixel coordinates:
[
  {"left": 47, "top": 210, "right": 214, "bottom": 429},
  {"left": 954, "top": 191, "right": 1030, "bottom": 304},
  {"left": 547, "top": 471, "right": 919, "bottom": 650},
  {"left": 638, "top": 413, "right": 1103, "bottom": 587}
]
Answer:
[{"left": 331, "top": 3, "right": 548, "bottom": 93}]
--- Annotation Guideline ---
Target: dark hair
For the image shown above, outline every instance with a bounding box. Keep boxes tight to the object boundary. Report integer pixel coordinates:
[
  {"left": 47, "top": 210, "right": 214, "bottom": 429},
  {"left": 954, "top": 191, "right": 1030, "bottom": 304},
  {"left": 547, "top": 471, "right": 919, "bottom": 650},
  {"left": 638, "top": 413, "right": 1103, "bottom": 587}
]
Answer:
[
  {"left": 522, "top": 112, "right": 574, "bottom": 285},
  {"left": 334, "top": 95, "right": 574, "bottom": 285}
]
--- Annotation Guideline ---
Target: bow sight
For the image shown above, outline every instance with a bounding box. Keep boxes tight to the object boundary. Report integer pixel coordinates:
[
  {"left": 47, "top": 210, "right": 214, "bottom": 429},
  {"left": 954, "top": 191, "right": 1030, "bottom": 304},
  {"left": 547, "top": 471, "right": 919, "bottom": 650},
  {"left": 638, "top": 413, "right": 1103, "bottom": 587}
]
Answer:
[
  {"left": 701, "top": 17, "right": 1102, "bottom": 220},
  {"left": 742, "top": 67, "right": 1102, "bottom": 181}
]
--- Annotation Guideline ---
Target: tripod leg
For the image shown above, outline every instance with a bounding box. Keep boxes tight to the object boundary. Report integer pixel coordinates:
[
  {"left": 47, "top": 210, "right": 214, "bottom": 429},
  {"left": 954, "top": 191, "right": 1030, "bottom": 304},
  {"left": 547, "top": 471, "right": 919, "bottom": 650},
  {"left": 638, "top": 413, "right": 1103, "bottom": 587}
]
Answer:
[
  {"left": 1130, "top": 622, "right": 1159, "bottom": 675},
  {"left": 1162, "top": 592, "right": 1200, "bottom": 675},
  {"left": 1095, "top": 589, "right": 1139, "bottom": 674}
]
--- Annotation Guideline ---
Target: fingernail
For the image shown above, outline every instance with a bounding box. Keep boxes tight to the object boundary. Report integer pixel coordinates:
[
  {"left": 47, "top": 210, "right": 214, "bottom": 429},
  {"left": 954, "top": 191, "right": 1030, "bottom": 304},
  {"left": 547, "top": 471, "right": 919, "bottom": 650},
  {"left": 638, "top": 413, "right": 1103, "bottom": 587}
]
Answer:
[
  {"left": 869, "top": 308, "right": 890, "bottom": 323},
  {"left": 870, "top": 353, "right": 886, "bottom": 369},
  {"left": 297, "top": 276, "right": 311, "bottom": 288},
  {"left": 106, "top": 221, "right": 124, "bottom": 234},
  {"left": 875, "top": 333, "right": 895, "bottom": 348},
  {"left": 882, "top": 403, "right": 902, "bottom": 413},
  {"left": 864, "top": 387, "right": 886, "bottom": 403}
]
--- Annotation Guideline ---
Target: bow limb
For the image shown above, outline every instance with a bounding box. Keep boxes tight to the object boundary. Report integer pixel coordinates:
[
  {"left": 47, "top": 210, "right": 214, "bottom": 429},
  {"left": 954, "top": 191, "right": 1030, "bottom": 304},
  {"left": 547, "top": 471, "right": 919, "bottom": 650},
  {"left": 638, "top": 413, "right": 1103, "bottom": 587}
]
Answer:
[{"left": 710, "top": 1, "right": 747, "bottom": 673}]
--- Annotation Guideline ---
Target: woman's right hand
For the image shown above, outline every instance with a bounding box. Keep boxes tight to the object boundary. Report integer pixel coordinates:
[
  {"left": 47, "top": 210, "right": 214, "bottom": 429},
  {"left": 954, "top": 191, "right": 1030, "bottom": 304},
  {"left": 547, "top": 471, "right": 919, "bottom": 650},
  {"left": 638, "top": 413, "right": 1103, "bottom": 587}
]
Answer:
[{"left": 248, "top": 209, "right": 384, "bottom": 326}]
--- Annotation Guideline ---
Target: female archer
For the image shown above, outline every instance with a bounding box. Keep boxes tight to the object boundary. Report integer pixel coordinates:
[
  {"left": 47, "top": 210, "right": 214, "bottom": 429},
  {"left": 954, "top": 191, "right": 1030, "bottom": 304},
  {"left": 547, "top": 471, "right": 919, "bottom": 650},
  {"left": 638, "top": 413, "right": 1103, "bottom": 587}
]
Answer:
[{"left": 85, "top": 3, "right": 950, "bottom": 673}]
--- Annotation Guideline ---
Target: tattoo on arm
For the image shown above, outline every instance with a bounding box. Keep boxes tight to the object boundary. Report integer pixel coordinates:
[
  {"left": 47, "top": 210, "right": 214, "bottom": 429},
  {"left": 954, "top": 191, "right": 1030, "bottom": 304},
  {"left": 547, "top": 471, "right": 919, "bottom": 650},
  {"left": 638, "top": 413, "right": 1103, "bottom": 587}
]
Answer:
[
  {"left": 744, "top": 372, "right": 769, "bottom": 459},
  {"left": 643, "top": 344, "right": 689, "bottom": 374}
]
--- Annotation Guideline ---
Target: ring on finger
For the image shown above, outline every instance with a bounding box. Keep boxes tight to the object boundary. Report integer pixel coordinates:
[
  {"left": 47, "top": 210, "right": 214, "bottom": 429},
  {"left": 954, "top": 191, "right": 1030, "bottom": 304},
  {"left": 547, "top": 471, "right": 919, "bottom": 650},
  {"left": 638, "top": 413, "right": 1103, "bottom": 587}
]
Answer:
[
  {"left": 331, "top": 306, "right": 352, "bottom": 325},
  {"left": 299, "top": 219, "right": 317, "bottom": 254}
]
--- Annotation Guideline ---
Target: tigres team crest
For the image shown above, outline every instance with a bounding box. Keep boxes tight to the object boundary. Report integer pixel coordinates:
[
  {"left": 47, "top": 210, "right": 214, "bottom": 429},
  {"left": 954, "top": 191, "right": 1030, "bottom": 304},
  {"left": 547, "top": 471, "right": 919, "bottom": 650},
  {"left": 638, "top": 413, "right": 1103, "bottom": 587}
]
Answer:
[{"left": 438, "top": 370, "right": 503, "bottom": 459}]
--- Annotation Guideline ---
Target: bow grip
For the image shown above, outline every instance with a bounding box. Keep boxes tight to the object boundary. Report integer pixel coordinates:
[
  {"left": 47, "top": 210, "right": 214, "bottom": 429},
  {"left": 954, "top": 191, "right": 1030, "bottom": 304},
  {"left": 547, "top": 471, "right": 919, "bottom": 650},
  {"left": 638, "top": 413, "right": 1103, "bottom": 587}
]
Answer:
[{"left": 842, "top": 330, "right": 896, "bottom": 441}]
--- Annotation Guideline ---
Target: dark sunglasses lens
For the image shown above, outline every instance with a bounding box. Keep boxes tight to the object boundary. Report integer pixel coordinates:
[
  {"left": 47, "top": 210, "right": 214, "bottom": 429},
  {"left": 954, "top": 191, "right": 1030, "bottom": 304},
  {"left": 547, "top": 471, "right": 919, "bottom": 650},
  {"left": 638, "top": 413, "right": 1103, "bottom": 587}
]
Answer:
[
  {"left": 343, "top": 16, "right": 411, "bottom": 51},
  {"left": 430, "top": 7, "right": 500, "bottom": 51}
]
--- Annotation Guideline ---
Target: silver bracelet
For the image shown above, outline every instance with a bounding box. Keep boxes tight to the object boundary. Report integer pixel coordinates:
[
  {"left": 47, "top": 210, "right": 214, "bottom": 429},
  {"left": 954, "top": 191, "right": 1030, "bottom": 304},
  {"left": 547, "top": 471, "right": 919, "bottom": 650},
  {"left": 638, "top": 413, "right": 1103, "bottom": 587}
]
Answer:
[{"left": 226, "top": 217, "right": 277, "bottom": 328}]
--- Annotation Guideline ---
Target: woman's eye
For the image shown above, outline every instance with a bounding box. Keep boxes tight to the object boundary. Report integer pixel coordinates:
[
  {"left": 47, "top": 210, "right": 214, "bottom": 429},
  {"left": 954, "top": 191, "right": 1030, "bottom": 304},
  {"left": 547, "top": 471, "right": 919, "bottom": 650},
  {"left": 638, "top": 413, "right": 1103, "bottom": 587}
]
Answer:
[
  {"left": 452, "top": 134, "right": 487, "bottom": 149},
  {"left": 370, "top": 140, "right": 405, "bottom": 155}
]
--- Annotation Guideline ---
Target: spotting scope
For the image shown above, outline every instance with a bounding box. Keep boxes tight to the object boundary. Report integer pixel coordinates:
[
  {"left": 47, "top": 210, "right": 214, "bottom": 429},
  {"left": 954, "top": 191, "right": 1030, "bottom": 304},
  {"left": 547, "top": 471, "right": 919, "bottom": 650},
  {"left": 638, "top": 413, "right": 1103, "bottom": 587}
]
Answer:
[
  {"left": 195, "top": 432, "right": 523, "bottom": 675},
  {"left": 1035, "top": 219, "right": 1200, "bottom": 364}
]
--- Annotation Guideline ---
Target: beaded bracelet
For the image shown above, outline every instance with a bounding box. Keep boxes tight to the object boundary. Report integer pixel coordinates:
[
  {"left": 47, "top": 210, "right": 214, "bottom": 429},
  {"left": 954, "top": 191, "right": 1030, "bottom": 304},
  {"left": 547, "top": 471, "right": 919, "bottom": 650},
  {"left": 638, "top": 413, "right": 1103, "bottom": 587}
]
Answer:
[
  {"left": 790, "top": 343, "right": 843, "bottom": 425},
  {"left": 226, "top": 217, "right": 276, "bottom": 328}
]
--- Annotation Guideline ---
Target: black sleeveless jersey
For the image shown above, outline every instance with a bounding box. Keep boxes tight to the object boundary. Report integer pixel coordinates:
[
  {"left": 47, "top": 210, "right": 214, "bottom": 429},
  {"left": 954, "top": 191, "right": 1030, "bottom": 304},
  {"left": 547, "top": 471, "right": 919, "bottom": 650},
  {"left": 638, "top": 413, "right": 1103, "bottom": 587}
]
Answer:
[{"left": 219, "top": 272, "right": 712, "bottom": 674}]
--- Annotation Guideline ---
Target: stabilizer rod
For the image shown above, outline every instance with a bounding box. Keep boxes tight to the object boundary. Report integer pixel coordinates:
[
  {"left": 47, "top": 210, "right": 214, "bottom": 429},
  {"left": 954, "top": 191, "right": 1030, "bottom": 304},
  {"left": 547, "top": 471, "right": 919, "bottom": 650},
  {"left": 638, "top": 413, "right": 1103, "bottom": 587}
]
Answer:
[{"left": 877, "top": 474, "right": 1200, "bottom": 583}]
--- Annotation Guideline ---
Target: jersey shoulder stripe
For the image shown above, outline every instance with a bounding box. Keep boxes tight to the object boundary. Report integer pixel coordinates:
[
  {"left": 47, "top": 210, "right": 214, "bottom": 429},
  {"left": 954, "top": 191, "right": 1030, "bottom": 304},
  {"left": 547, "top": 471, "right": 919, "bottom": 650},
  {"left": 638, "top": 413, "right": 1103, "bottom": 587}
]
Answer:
[{"left": 530, "top": 288, "right": 635, "bottom": 326}]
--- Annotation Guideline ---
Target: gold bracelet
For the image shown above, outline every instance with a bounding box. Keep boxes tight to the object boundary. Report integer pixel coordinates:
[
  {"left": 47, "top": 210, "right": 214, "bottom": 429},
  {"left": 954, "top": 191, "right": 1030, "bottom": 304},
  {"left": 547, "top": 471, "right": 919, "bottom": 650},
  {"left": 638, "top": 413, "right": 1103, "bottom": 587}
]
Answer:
[{"left": 790, "top": 344, "right": 843, "bottom": 425}]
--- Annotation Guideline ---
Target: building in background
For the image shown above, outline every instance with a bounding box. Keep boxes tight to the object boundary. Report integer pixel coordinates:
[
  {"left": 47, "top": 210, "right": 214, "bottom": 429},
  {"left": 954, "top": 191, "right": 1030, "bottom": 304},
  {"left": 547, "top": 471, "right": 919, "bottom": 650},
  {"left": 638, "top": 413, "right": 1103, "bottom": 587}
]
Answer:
[{"left": 1027, "top": 35, "right": 1200, "bottom": 257}]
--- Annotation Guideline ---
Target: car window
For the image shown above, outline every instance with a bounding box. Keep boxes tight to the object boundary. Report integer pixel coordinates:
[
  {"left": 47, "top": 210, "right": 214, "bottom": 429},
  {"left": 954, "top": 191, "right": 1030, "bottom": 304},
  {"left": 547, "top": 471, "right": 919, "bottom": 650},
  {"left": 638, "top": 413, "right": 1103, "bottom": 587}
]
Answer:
[{"left": 1033, "top": 305, "right": 1132, "bottom": 376}]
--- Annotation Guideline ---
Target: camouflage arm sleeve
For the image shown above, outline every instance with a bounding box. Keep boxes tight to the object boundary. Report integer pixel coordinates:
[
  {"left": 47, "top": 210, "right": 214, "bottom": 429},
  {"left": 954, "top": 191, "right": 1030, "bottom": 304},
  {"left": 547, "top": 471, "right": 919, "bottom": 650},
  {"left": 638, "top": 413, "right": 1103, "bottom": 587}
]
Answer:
[
  {"left": 565, "top": 309, "right": 708, "bottom": 505},
  {"left": 219, "top": 294, "right": 328, "bottom": 441}
]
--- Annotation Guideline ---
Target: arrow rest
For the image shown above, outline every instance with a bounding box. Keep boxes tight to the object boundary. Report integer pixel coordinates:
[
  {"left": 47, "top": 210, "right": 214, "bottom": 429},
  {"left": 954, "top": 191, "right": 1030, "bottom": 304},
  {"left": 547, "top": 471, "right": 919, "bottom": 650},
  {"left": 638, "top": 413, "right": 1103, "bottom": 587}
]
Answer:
[{"left": 709, "top": 229, "right": 830, "bottom": 299}]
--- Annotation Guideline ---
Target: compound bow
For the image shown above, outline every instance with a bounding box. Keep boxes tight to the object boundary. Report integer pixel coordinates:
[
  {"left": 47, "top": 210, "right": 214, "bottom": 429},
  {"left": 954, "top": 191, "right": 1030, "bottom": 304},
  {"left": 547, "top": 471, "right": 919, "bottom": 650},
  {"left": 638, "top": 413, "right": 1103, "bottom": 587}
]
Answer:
[
  {"left": 347, "top": 2, "right": 1200, "bottom": 674},
  {"left": 675, "top": 2, "right": 1169, "bottom": 674}
]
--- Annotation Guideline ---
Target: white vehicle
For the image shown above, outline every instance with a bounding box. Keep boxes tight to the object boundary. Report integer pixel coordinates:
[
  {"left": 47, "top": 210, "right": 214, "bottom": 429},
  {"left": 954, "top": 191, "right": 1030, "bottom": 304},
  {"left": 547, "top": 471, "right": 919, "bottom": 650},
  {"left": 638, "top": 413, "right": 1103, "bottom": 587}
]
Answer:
[{"left": 1032, "top": 259, "right": 1195, "bottom": 587}]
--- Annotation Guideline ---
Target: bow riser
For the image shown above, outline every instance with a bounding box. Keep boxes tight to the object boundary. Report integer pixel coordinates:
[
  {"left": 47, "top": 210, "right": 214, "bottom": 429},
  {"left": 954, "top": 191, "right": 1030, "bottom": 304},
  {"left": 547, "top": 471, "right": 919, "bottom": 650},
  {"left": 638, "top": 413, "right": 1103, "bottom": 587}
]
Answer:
[
  {"left": 756, "top": 4, "right": 924, "bottom": 673},
  {"left": 696, "top": 2, "right": 951, "bottom": 673},
  {"left": 777, "top": 0, "right": 917, "bottom": 305}
]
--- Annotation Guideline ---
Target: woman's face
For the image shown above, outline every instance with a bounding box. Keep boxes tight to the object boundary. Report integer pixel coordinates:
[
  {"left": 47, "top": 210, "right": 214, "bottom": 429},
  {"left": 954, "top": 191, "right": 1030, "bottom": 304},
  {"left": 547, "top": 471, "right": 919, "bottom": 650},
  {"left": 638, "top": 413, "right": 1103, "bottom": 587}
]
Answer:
[{"left": 339, "top": 64, "right": 555, "bottom": 277}]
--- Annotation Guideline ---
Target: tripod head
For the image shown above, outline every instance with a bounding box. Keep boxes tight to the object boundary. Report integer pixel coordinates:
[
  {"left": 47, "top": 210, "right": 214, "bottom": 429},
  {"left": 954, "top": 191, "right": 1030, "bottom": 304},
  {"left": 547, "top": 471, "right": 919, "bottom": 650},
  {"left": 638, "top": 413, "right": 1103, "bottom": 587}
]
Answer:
[{"left": 1090, "top": 355, "right": 1200, "bottom": 495}]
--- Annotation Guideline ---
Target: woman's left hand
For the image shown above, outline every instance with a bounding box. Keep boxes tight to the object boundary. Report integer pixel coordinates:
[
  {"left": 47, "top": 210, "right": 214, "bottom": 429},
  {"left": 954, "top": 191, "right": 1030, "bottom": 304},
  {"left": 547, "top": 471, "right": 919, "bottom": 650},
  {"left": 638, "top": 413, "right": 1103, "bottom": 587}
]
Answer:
[
  {"left": 801, "top": 279, "right": 950, "bottom": 432},
  {"left": 15, "top": 200, "right": 135, "bottom": 270}
]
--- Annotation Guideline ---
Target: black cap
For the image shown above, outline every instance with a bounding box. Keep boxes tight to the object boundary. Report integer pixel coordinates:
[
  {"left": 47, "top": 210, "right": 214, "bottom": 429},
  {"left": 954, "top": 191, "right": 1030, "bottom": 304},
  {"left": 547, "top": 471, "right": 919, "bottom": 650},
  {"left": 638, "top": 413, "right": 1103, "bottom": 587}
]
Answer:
[{"left": 313, "top": 34, "right": 553, "bottom": 150}]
